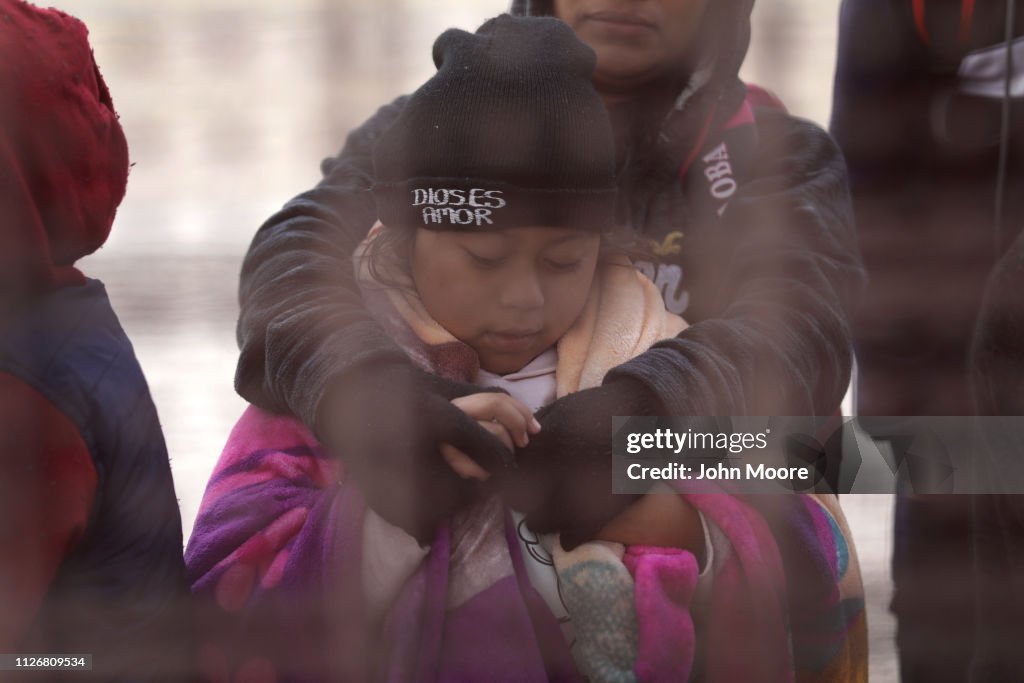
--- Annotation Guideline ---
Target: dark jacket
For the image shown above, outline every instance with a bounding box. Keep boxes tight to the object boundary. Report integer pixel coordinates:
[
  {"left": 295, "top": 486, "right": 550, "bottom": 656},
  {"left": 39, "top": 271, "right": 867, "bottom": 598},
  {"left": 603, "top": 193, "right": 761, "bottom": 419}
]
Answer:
[
  {"left": 235, "top": 0, "right": 864, "bottom": 428},
  {"left": 0, "top": 281, "right": 193, "bottom": 682},
  {"left": 971, "top": 215, "right": 1024, "bottom": 683}
]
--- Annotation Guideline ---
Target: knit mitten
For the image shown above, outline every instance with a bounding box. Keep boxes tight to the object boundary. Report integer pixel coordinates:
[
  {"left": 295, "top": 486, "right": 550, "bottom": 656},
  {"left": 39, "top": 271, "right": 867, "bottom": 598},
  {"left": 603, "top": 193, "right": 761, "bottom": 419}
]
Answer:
[
  {"left": 319, "top": 359, "right": 512, "bottom": 546},
  {"left": 500, "top": 377, "right": 663, "bottom": 550}
]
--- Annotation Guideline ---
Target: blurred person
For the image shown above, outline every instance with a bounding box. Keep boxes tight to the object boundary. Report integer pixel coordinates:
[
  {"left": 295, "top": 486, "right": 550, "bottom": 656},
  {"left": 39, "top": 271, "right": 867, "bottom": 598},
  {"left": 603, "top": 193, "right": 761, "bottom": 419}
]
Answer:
[
  {"left": 830, "top": 0, "right": 1024, "bottom": 681},
  {"left": 0, "top": 1, "right": 194, "bottom": 680},
  {"left": 971, "top": 227, "right": 1024, "bottom": 683},
  {"left": 234, "top": 0, "right": 864, "bottom": 564},
  {"left": 187, "top": 16, "right": 866, "bottom": 682}
]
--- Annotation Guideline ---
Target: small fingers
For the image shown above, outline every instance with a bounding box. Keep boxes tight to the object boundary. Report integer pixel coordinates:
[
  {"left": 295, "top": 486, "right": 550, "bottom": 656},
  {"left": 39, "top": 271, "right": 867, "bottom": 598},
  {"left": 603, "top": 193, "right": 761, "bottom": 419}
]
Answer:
[
  {"left": 439, "top": 400, "right": 516, "bottom": 472},
  {"left": 441, "top": 443, "right": 492, "bottom": 481},
  {"left": 481, "top": 420, "right": 516, "bottom": 451},
  {"left": 441, "top": 421, "right": 513, "bottom": 480},
  {"left": 452, "top": 393, "right": 539, "bottom": 447}
]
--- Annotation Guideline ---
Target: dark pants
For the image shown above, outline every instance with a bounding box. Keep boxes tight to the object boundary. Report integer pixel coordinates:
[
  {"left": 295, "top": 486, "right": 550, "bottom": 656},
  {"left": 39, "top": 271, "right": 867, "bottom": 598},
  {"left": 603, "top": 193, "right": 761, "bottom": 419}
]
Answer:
[{"left": 891, "top": 492, "right": 975, "bottom": 683}]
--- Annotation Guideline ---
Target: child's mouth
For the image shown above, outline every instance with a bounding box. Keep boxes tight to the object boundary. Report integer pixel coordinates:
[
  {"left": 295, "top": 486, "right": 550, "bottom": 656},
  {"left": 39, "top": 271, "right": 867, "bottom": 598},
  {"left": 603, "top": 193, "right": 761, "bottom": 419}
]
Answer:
[{"left": 484, "top": 330, "right": 542, "bottom": 353}]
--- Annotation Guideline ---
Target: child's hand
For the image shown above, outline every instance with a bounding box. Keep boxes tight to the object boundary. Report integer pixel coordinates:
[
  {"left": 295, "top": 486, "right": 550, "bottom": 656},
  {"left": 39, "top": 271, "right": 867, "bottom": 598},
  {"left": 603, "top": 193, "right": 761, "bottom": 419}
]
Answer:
[{"left": 441, "top": 393, "right": 541, "bottom": 481}]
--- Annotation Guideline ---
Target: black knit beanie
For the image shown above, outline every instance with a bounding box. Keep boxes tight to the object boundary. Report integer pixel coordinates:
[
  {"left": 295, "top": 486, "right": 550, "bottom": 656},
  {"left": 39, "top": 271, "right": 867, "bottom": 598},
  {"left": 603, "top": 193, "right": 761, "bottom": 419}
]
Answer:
[{"left": 372, "top": 14, "right": 617, "bottom": 233}]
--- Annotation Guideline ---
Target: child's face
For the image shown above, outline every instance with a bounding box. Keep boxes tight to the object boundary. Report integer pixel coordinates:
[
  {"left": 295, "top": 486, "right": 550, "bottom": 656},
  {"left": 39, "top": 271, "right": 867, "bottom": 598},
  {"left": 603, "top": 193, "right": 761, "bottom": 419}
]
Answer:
[
  {"left": 411, "top": 227, "right": 602, "bottom": 374},
  {"left": 553, "top": 0, "right": 709, "bottom": 94}
]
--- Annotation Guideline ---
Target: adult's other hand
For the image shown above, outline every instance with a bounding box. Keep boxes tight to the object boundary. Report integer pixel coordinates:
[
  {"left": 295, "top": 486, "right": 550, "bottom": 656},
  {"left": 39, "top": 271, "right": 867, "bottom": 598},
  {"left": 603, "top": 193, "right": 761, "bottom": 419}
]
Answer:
[{"left": 500, "top": 377, "right": 663, "bottom": 550}]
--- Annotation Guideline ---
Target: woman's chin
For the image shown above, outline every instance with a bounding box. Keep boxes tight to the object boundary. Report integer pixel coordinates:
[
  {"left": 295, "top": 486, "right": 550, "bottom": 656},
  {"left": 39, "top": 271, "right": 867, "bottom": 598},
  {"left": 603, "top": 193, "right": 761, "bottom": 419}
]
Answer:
[{"left": 592, "top": 58, "right": 669, "bottom": 98}]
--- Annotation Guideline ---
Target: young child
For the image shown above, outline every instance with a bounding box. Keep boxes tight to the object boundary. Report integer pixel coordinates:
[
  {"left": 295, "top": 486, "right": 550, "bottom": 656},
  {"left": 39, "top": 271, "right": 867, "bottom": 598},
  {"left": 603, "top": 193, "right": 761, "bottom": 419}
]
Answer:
[
  {"left": 188, "top": 14, "right": 865, "bottom": 683},
  {"left": 0, "top": 1, "right": 193, "bottom": 680}
]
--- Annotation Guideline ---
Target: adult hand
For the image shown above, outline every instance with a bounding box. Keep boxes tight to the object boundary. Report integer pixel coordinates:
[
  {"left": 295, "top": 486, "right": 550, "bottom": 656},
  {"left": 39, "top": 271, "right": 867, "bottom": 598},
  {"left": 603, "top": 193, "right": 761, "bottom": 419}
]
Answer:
[
  {"left": 499, "top": 377, "right": 664, "bottom": 550},
  {"left": 318, "top": 360, "right": 513, "bottom": 546}
]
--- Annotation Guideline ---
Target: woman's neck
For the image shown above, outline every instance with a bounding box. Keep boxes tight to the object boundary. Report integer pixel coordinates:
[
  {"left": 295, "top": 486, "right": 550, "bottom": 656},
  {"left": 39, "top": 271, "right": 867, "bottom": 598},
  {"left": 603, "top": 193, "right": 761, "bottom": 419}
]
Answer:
[
  {"left": 597, "top": 62, "right": 692, "bottom": 107},
  {"left": 599, "top": 72, "right": 688, "bottom": 178},
  {"left": 599, "top": 70, "right": 689, "bottom": 137}
]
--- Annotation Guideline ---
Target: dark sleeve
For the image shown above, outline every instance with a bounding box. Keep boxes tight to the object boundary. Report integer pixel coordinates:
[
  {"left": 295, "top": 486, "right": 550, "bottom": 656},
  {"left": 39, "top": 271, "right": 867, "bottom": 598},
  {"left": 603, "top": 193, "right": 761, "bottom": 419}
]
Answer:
[
  {"left": 0, "top": 373, "right": 96, "bottom": 652},
  {"left": 971, "top": 228, "right": 1024, "bottom": 416},
  {"left": 609, "top": 112, "right": 865, "bottom": 416},
  {"left": 235, "top": 95, "right": 410, "bottom": 425},
  {"left": 969, "top": 231, "right": 1024, "bottom": 681}
]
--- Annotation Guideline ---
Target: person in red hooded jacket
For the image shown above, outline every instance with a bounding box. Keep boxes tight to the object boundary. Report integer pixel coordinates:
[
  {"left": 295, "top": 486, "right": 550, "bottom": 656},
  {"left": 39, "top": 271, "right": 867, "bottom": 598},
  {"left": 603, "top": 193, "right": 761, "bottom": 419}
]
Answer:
[{"left": 0, "top": 1, "right": 193, "bottom": 680}]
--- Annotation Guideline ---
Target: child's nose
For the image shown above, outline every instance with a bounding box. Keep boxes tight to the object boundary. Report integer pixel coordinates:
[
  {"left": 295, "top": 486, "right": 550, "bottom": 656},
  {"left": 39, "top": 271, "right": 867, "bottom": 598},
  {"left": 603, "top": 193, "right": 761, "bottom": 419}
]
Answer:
[{"left": 498, "top": 270, "right": 545, "bottom": 311}]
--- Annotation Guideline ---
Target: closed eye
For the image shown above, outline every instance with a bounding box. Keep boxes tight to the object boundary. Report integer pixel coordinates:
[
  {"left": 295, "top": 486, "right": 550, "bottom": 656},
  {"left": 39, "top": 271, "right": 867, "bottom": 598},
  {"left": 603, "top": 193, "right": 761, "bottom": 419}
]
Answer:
[
  {"left": 464, "top": 248, "right": 506, "bottom": 269},
  {"left": 545, "top": 258, "right": 583, "bottom": 273}
]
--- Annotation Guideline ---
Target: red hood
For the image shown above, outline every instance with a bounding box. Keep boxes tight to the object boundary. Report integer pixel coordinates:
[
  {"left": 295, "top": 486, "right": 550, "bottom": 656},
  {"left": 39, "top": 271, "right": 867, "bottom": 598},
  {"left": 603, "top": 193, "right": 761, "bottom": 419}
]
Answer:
[{"left": 0, "top": 0, "right": 128, "bottom": 306}]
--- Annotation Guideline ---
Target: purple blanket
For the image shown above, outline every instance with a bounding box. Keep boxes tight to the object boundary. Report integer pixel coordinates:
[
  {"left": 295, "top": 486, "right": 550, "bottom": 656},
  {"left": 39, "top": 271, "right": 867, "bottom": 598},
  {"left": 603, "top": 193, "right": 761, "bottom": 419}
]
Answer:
[
  {"left": 185, "top": 407, "right": 865, "bottom": 683},
  {"left": 186, "top": 408, "right": 581, "bottom": 683}
]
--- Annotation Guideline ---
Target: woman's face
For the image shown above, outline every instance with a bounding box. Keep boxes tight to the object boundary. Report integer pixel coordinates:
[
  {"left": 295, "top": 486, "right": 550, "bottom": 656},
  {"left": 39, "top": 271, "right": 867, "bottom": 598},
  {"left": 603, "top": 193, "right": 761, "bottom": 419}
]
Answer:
[
  {"left": 412, "top": 227, "right": 601, "bottom": 374},
  {"left": 553, "top": 0, "right": 710, "bottom": 95}
]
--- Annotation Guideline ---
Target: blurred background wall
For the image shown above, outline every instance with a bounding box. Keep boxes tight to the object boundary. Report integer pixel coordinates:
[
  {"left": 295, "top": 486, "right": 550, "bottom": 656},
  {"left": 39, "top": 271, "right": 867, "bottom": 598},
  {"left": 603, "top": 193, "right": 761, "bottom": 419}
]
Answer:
[{"left": 69, "top": 1, "right": 894, "bottom": 679}]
